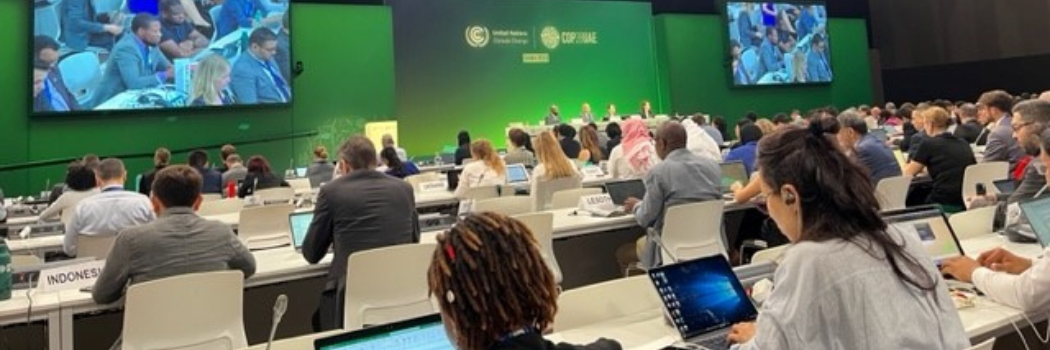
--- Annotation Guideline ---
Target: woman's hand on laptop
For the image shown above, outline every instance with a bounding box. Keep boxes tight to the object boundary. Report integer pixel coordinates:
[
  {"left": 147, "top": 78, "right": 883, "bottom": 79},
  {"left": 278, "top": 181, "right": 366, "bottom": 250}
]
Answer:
[
  {"left": 727, "top": 322, "right": 756, "bottom": 344},
  {"left": 977, "top": 248, "right": 1032, "bottom": 275},
  {"left": 940, "top": 257, "right": 980, "bottom": 283}
]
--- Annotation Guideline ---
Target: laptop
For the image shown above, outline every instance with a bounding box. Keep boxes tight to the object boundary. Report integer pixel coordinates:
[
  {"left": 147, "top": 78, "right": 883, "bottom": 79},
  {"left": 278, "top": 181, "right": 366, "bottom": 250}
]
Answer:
[
  {"left": 288, "top": 211, "right": 314, "bottom": 252},
  {"left": 719, "top": 161, "right": 749, "bottom": 193},
  {"left": 314, "top": 314, "right": 455, "bottom": 350},
  {"left": 295, "top": 167, "right": 308, "bottom": 178},
  {"left": 604, "top": 179, "right": 646, "bottom": 206},
  {"left": 648, "top": 255, "right": 758, "bottom": 350},
  {"left": 1019, "top": 196, "right": 1050, "bottom": 247},
  {"left": 993, "top": 179, "right": 1017, "bottom": 195},
  {"left": 505, "top": 163, "right": 530, "bottom": 185},
  {"left": 883, "top": 206, "right": 965, "bottom": 264},
  {"left": 446, "top": 168, "right": 463, "bottom": 191},
  {"left": 440, "top": 153, "right": 456, "bottom": 165}
]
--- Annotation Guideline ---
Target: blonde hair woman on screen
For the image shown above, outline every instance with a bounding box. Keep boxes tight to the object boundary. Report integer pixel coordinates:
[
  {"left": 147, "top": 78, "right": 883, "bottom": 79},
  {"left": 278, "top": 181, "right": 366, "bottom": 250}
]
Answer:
[
  {"left": 454, "top": 140, "right": 507, "bottom": 199},
  {"left": 191, "top": 54, "right": 234, "bottom": 106}
]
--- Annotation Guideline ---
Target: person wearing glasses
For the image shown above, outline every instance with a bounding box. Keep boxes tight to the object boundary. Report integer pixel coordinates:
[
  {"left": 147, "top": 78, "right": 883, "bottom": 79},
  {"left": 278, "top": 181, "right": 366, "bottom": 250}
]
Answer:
[{"left": 230, "top": 28, "right": 291, "bottom": 104}]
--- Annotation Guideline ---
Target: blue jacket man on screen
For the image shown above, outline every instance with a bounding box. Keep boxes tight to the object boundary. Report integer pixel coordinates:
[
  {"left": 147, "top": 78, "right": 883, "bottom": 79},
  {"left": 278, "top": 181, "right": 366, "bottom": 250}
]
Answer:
[
  {"left": 758, "top": 27, "right": 782, "bottom": 79},
  {"left": 796, "top": 5, "right": 819, "bottom": 39},
  {"left": 806, "top": 34, "right": 832, "bottom": 83},
  {"left": 61, "top": 0, "right": 123, "bottom": 51},
  {"left": 93, "top": 14, "right": 173, "bottom": 108},
  {"left": 231, "top": 28, "right": 291, "bottom": 104},
  {"left": 216, "top": 0, "right": 265, "bottom": 38}
]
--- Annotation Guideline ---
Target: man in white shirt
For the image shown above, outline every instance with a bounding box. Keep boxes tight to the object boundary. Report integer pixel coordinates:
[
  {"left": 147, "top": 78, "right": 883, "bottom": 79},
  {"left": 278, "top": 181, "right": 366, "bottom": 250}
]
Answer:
[
  {"left": 942, "top": 129, "right": 1050, "bottom": 312},
  {"left": 65, "top": 158, "right": 155, "bottom": 257}
]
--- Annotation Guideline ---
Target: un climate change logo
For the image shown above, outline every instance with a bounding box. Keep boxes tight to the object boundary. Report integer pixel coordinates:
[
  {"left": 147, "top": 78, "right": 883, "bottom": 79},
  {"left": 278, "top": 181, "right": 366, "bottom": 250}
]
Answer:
[
  {"left": 541, "top": 26, "right": 560, "bottom": 50},
  {"left": 465, "top": 25, "right": 490, "bottom": 48}
]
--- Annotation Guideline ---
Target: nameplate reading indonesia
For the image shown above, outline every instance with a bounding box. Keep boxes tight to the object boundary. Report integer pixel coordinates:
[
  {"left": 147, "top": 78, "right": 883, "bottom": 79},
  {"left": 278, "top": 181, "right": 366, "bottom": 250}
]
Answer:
[{"left": 39, "top": 260, "right": 106, "bottom": 293}]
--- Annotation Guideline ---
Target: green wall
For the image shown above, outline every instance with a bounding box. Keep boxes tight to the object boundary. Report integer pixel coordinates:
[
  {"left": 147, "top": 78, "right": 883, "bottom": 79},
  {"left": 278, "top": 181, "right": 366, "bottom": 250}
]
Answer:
[
  {"left": 0, "top": 3, "right": 395, "bottom": 196},
  {"left": 655, "top": 15, "right": 874, "bottom": 126}
]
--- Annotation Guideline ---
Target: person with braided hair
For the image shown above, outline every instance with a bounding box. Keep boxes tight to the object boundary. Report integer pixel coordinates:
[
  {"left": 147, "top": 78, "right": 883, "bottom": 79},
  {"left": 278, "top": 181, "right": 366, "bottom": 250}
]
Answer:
[{"left": 428, "top": 212, "right": 622, "bottom": 350}]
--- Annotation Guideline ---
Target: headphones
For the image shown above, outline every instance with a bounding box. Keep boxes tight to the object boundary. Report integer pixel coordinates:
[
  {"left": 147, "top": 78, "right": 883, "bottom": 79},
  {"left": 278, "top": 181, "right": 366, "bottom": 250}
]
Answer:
[{"left": 783, "top": 192, "right": 796, "bottom": 205}]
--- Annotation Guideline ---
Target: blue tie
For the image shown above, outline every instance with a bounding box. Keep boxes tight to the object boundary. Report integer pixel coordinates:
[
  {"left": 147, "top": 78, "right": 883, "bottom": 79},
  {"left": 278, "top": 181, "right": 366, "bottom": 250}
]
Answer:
[
  {"left": 44, "top": 78, "right": 70, "bottom": 111},
  {"left": 264, "top": 61, "right": 290, "bottom": 102}
]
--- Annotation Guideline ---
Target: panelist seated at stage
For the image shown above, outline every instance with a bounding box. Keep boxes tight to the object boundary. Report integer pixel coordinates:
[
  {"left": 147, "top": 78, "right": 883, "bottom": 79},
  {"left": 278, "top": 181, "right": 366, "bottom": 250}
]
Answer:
[
  {"left": 92, "top": 14, "right": 174, "bottom": 108},
  {"left": 158, "top": 0, "right": 210, "bottom": 60},
  {"left": 579, "top": 103, "right": 596, "bottom": 124},
  {"left": 638, "top": 100, "right": 654, "bottom": 119},
  {"left": 544, "top": 105, "right": 562, "bottom": 126},
  {"left": 230, "top": 28, "right": 292, "bottom": 104}
]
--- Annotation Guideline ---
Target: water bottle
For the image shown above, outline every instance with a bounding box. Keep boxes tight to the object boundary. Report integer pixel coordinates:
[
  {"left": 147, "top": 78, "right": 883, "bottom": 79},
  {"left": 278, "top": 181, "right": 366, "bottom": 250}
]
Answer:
[
  {"left": 435, "top": 152, "right": 443, "bottom": 166},
  {"left": 227, "top": 182, "right": 237, "bottom": 199},
  {"left": 0, "top": 242, "right": 11, "bottom": 301}
]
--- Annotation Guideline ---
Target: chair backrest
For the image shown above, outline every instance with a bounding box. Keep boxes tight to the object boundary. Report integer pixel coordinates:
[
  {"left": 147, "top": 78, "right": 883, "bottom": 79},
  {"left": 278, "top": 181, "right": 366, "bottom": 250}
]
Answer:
[
  {"left": 405, "top": 173, "right": 441, "bottom": 192},
  {"left": 123, "top": 271, "right": 248, "bottom": 350},
  {"left": 345, "top": 244, "right": 437, "bottom": 331},
  {"left": 78, "top": 234, "right": 117, "bottom": 260},
  {"left": 949, "top": 206, "right": 997, "bottom": 240},
  {"left": 473, "top": 196, "right": 533, "bottom": 216},
  {"left": 201, "top": 193, "right": 223, "bottom": 202},
  {"left": 460, "top": 185, "right": 500, "bottom": 201},
  {"left": 750, "top": 245, "right": 788, "bottom": 265},
  {"left": 209, "top": 5, "right": 224, "bottom": 42},
  {"left": 237, "top": 204, "right": 294, "bottom": 249},
  {"left": 962, "top": 162, "right": 1009, "bottom": 200},
  {"left": 58, "top": 51, "right": 103, "bottom": 106},
  {"left": 197, "top": 198, "right": 245, "bottom": 216},
  {"left": 553, "top": 276, "right": 662, "bottom": 332},
  {"left": 550, "top": 188, "right": 603, "bottom": 210},
  {"left": 34, "top": 3, "right": 61, "bottom": 40},
  {"left": 967, "top": 338, "right": 995, "bottom": 350},
  {"left": 253, "top": 187, "right": 296, "bottom": 204},
  {"left": 662, "top": 200, "right": 726, "bottom": 263},
  {"left": 875, "top": 175, "right": 913, "bottom": 211},
  {"left": 512, "top": 212, "right": 561, "bottom": 284},
  {"left": 287, "top": 178, "right": 312, "bottom": 191},
  {"left": 531, "top": 176, "right": 583, "bottom": 211}
]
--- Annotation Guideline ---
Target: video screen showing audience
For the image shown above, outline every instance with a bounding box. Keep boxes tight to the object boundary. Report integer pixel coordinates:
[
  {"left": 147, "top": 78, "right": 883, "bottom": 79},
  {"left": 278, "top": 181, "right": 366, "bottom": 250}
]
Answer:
[
  {"left": 31, "top": 0, "right": 292, "bottom": 115},
  {"left": 726, "top": 2, "right": 832, "bottom": 86}
]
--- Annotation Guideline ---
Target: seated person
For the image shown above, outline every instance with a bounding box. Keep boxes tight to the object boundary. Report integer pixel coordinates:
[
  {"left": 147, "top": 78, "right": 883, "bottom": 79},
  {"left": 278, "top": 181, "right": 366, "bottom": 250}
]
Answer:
[
  {"left": 682, "top": 116, "right": 722, "bottom": 161},
  {"left": 215, "top": 0, "right": 261, "bottom": 38},
  {"left": 306, "top": 146, "right": 335, "bottom": 187},
  {"left": 532, "top": 132, "right": 583, "bottom": 210},
  {"left": 727, "top": 124, "right": 968, "bottom": 349},
  {"left": 231, "top": 28, "right": 291, "bottom": 104},
  {"left": 188, "top": 149, "right": 223, "bottom": 194},
  {"left": 725, "top": 124, "right": 763, "bottom": 175},
  {"left": 381, "top": 134, "right": 408, "bottom": 161},
  {"left": 238, "top": 155, "right": 290, "bottom": 198},
  {"left": 39, "top": 162, "right": 99, "bottom": 223},
  {"left": 605, "top": 122, "right": 622, "bottom": 152},
  {"left": 221, "top": 154, "right": 249, "bottom": 189},
  {"left": 303, "top": 136, "right": 419, "bottom": 330},
  {"left": 903, "top": 107, "right": 976, "bottom": 212},
  {"left": 578, "top": 125, "right": 604, "bottom": 165},
  {"left": 33, "top": 35, "right": 79, "bottom": 112},
  {"left": 276, "top": 11, "right": 292, "bottom": 83},
  {"left": 621, "top": 122, "right": 722, "bottom": 269},
  {"left": 380, "top": 147, "right": 420, "bottom": 179},
  {"left": 93, "top": 14, "right": 174, "bottom": 108},
  {"left": 65, "top": 159, "right": 156, "bottom": 257},
  {"left": 190, "top": 54, "right": 235, "bottom": 106},
  {"left": 453, "top": 140, "right": 507, "bottom": 199},
  {"left": 556, "top": 124, "right": 582, "bottom": 159},
  {"left": 608, "top": 119, "right": 658, "bottom": 179},
  {"left": 969, "top": 100, "right": 1050, "bottom": 210},
  {"left": 158, "top": 0, "right": 210, "bottom": 60},
  {"left": 979, "top": 90, "right": 1025, "bottom": 171},
  {"left": 836, "top": 110, "right": 902, "bottom": 184},
  {"left": 454, "top": 130, "right": 472, "bottom": 166},
  {"left": 92, "top": 165, "right": 255, "bottom": 322},
  {"left": 429, "top": 212, "right": 622, "bottom": 350},
  {"left": 61, "top": 0, "right": 123, "bottom": 51},
  {"left": 138, "top": 147, "right": 171, "bottom": 196},
  {"left": 504, "top": 128, "right": 536, "bottom": 167},
  {"left": 544, "top": 105, "right": 561, "bottom": 126},
  {"left": 942, "top": 129, "right": 1050, "bottom": 312}
]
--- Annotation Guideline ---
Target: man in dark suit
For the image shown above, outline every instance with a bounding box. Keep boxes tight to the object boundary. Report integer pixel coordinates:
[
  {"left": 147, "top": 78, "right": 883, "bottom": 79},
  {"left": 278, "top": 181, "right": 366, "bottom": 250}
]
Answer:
[
  {"left": 93, "top": 14, "right": 173, "bottom": 108},
  {"left": 953, "top": 103, "right": 984, "bottom": 144},
  {"left": 61, "top": 0, "right": 123, "bottom": 51},
  {"left": 302, "top": 135, "right": 420, "bottom": 331},
  {"left": 978, "top": 90, "right": 1025, "bottom": 171},
  {"left": 837, "top": 110, "right": 902, "bottom": 185},
  {"left": 33, "top": 35, "right": 80, "bottom": 112},
  {"left": 231, "top": 28, "right": 291, "bottom": 104},
  {"left": 188, "top": 150, "right": 223, "bottom": 194}
]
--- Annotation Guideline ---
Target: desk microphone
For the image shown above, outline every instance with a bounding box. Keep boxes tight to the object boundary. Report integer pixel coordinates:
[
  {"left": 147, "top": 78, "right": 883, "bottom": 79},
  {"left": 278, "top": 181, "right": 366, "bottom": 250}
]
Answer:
[{"left": 265, "top": 294, "right": 289, "bottom": 350}]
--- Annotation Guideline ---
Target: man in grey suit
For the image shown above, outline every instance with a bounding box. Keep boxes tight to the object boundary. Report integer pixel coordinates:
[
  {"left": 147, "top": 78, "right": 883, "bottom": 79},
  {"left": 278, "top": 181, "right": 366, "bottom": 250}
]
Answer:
[
  {"left": 92, "top": 14, "right": 173, "bottom": 108},
  {"left": 544, "top": 105, "right": 562, "bottom": 126},
  {"left": 302, "top": 135, "right": 420, "bottom": 331},
  {"left": 968, "top": 100, "right": 1050, "bottom": 212},
  {"left": 979, "top": 90, "right": 1024, "bottom": 171},
  {"left": 231, "top": 28, "right": 292, "bottom": 104}
]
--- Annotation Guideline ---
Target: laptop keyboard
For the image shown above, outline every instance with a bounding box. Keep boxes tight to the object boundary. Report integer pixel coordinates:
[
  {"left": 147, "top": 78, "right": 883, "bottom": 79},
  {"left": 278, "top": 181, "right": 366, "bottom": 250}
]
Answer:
[{"left": 692, "top": 330, "right": 731, "bottom": 350}]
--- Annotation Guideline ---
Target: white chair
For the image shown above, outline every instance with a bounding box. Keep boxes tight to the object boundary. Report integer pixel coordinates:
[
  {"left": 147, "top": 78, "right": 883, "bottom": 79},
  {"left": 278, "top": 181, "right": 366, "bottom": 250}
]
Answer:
[
  {"left": 287, "top": 178, "right": 312, "bottom": 191},
  {"left": 550, "top": 188, "right": 603, "bottom": 210},
  {"left": 123, "top": 271, "right": 248, "bottom": 350},
  {"left": 237, "top": 204, "right": 294, "bottom": 250},
  {"left": 197, "top": 198, "right": 245, "bottom": 216},
  {"left": 750, "top": 245, "right": 789, "bottom": 265},
  {"left": 875, "top": 175, "right": 912, "bottom": 211},
  {"left": 57, "top": 51, "right": 103, "bottom": 106},
  {"left": 254, "top": 187, "right": 295, "bottom": 204},
  {"left": 531, "top": 176, "right": 583, "bottom": 211},
  {"left": 473, "top": 196, "right": 533, "bottom": 216},
  {"left": 201, "top": 193, "right": 223, "bottom": 202},
  {"left": 661, "top": 201, "right": 726, "bottom": 263},
  {"left": 405, "top": 173, "right": 441, "bottom": 192},
  {"left": 458, "top": 185, "right": 500, "bottom": 201},
  {"left": 949, "top": 206, "right": 997, "bottom": 240},
  {"left": 78, "top": 234, "right": 117, "bottom": 260},
  {"left": 513, "top": 213, "right": 561, "bottom": 284},
  {"left": 962, "top": 162, "right": 1010, "bottom": 201},
  {"left": 967, "top": 338, "right": 995, "bottom": 350},
  {"left": 345, "top": 244, "right": 437, "bottom": 331},
  {"left": 553, "top": 276, "right": 662, "bottom": 332}
]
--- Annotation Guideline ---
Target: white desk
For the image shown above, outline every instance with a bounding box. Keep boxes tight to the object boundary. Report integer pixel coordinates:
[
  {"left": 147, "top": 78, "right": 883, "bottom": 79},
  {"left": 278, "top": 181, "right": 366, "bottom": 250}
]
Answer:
[{"left": 957, "top": 234, "right": 1046, "bottom": 341}]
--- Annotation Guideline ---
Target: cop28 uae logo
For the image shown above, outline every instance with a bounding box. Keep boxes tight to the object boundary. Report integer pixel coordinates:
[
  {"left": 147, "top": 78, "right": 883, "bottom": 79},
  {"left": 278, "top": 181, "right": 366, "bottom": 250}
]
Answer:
[
  {"left": 465, "top": 26, "right": 490, "bottom": 48},
  {"left": 541, "top": 26, "right": 560, "bottom": 50}
]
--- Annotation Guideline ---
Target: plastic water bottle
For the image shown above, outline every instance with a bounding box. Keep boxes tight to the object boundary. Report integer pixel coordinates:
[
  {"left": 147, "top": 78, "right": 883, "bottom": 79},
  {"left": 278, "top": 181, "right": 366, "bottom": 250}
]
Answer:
[
  {"left": 0, "top": 241, "right": 11, "bottom": 301},
  {"left": 227, "top": 182, "right": 237, "bottom": 199}
]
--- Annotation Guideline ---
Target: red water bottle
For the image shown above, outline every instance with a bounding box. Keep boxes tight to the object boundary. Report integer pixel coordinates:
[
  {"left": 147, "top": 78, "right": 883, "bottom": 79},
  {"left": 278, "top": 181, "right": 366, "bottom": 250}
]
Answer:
[{"left": 226, "top": 182, "right": 236, "bottom": 198}]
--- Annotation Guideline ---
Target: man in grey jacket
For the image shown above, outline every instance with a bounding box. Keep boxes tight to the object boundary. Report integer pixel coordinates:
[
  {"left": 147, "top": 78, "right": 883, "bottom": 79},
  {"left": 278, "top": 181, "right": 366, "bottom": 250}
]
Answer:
[
  {"left": 92, "top": 14, "right": 172, "bottom": 108},
  {"left": 968, "top": 100, "right": 1050, "bottom": 216},
  {"left": 979, "top": 90, "right": 1024, "bottom": 171}
]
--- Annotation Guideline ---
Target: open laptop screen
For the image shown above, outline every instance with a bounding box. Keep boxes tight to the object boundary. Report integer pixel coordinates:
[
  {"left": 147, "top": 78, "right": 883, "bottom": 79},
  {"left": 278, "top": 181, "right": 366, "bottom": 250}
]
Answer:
[
  {"left": 605, "top": 180, "right": 646, "bottom": 205},
  {"left": 288, "top": 212, "right": 314, "bottom": 250},
  {"left": 1020, "top": 197, "right": 1050, "bottom": 248},
  {"left": 648, "top": 255, "right": 758, "bottom": 339},
  {"left": 314, "top": 314, "right": 454, "bottom": 350},
  {"left": 884, "top": 206, "right": 964, "bottom": 263},
  {"left": 719, "top": 161, "right": 749, "bottom": 191},
  {"left": 506, "top": 163, "right": 530, "bottom": 184}
]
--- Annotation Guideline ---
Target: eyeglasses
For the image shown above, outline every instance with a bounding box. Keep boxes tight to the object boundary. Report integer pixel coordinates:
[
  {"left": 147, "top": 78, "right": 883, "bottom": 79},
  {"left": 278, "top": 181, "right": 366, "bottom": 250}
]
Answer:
[{"left": 1012, "top": 121, "right": 1033, "bottom": 132}]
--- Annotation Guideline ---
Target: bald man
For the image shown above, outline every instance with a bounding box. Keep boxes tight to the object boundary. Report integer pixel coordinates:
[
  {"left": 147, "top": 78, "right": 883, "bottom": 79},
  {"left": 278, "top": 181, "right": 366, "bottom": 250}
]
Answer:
[{"left": 622, "top": 121, "right": 723, "bottom": 268}]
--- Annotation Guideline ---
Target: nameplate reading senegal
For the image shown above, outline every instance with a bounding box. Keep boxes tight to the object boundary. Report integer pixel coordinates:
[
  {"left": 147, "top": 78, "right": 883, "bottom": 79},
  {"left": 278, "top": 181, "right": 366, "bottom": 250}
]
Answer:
[{"left": 39, "top": 260, "right": 106, "bottom": 293}]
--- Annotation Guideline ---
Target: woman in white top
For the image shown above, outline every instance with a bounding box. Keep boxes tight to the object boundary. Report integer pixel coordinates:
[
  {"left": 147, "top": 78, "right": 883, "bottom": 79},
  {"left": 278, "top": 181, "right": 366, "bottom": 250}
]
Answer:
[
  {"left": 454, "top": 140, "right": 507, "bottom": 199},
  {"left": 38, "top": 162, "right": 99, "bottom": 223},
  {"left": 727, "top": 124, "right": 970, "bottom": 350},
  {"left": 607, "top": 119, "right": 658, "bottom": 179},
  {"left": 532, "top": 132, "right": 583, "bottom": 210}
]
